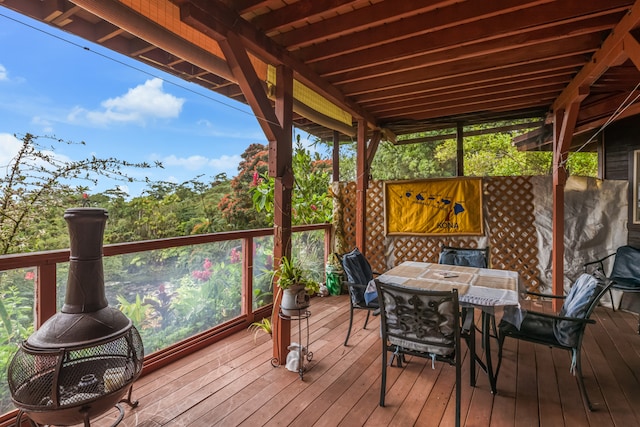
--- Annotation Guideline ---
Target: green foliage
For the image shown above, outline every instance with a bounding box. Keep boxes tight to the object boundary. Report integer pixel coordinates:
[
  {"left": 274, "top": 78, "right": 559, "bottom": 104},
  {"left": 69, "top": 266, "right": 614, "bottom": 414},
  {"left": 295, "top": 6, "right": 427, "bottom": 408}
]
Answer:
[
  {"left": 339, "top": 121, "right": 597, "bottom": 180},
  {"left": 273, "top": 255, "right": 318, "bottom": 293},
  {"left": 116, "top": 294, "right": 153, "bottom": 326},
  {"left": 251, "top": 137, "right": 333, "bottom": 225}
]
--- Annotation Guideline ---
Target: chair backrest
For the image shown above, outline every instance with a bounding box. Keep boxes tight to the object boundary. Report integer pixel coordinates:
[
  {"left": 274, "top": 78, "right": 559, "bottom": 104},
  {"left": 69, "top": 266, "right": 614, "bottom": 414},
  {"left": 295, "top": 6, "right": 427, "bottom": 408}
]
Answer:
[
  {"left": 341, "top": 248, "right": 374, "bottom": 304},
  {"left": 610, "top": 245, "right": 640, "bottom": 289},
  {"left": 375, "top": 279, "right": 459, "bottom": 356},
  {"left": 554, "top": 273, "right": 609, "bottom": 347},
  {"left": 438, "top": 245, "right": 488, "bottom": 268}
]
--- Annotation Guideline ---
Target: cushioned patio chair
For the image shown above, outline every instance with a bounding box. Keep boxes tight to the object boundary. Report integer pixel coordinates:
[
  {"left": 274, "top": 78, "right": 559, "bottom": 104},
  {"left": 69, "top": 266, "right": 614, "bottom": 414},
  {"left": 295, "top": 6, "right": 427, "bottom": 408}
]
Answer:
[
  {"left": 584, "top": 245, "right": 640, "bottom": 333},
  {"left": 497, "top": 273, "right": 610, "bottom": 411},
  {"left": 375, "top": 279, "right": 461, "bottom": 427},
  {"left": 439, "top": 244, "right": 495, "bottom": 374},
  {"left": 340, "top": 248, "right": 379, "bottom": 346},
  {"left": 438, "top": 244, "right": 489, "bottom": 268}
]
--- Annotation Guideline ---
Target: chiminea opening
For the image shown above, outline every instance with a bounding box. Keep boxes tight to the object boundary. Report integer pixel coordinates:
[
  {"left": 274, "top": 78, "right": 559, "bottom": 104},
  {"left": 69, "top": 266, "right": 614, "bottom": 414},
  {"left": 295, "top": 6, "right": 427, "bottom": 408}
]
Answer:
[{"left": 7, "top": 208, "right": 144, "bottom": 426}]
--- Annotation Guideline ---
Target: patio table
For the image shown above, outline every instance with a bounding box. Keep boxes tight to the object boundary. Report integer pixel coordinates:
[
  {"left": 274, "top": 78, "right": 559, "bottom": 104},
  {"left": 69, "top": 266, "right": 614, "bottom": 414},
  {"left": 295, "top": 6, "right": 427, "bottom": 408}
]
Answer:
[{"left": 373, "top": 261, "right": 521, "bottom": 394}]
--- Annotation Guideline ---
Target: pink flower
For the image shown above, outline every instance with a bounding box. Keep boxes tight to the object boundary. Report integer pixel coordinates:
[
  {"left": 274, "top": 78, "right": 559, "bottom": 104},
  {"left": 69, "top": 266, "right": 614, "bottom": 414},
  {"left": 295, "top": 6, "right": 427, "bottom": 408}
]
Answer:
[
  {"left": 203, "top": 258, "right": 212, "bottom": 270},
  {"left": 252, "top": 171, "right": 259, "bottom": 186},
  {"left": 25, "top": 271, "right": 35, "bottom": 280}
]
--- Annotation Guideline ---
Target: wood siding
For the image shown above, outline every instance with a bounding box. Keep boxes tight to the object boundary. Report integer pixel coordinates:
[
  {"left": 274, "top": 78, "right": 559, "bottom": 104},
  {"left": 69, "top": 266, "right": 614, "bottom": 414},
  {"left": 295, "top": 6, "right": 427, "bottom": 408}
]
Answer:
[{"left": 604, "top": 115, "right": 640, "bottom": 246}]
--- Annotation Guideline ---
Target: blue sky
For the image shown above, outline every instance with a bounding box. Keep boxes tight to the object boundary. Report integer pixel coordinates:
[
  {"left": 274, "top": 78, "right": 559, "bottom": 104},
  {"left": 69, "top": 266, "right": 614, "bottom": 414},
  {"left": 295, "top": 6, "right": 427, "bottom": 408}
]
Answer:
[{"left": 0, "top": 8, "right": 302, "bottom": 197}]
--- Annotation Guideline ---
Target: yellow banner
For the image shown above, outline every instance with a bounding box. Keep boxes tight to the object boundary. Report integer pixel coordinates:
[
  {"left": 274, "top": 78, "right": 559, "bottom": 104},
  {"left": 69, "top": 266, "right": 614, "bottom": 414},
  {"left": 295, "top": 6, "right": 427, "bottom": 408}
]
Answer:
[{"left": 385, "top": 178, "right": 483, "bottom": 235}]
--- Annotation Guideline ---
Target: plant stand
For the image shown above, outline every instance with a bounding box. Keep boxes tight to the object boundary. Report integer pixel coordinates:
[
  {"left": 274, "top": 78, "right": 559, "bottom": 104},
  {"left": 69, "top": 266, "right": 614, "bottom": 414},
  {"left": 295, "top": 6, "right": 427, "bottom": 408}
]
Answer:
[{"left": 278, "top": 308, "right": 313, "bottom": 380}]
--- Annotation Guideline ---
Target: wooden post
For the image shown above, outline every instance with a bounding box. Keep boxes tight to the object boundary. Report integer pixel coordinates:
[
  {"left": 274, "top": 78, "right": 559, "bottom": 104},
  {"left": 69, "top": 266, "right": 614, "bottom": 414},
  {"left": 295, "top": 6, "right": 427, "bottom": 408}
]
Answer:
[
  {"left": 552, "top": 109, "right": 567, "bottom": 311},
  {"left": 551, "top": 88, "right": 586, "bottom": 309},
  {"left": 271, "top": 65, "right": 294, "bottom": 363},
  {"left": 355, "top": 119, "right": 368, "bottom": 254},
  {"left": 332, "top": 130, "right": 340, "bottom": 182},
  {"left": 456, "top": 122, "right": 464, "bottom": 177}
]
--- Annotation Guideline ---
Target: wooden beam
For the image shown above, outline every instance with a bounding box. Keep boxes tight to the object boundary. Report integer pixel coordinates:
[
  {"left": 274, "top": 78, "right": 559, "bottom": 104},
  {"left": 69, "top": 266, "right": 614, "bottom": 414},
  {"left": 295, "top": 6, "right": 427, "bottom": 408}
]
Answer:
[
  {"left": 68, "top": 0, "right": 233, "bottom": 80},
  {"left": 178, "top": 0, "right": 378, "bottom": 128},
  {"left": 217, "top": 31, "right": 283, "bottom": 168},
  {"left": 366, "top": 130, "right": 381, "bottom": 172},
  {"left": 553, "top": 0, "right": 640, "bottom": 112},
  {"left": 623, "top": 32, "right": 640, "bottom": 70}
]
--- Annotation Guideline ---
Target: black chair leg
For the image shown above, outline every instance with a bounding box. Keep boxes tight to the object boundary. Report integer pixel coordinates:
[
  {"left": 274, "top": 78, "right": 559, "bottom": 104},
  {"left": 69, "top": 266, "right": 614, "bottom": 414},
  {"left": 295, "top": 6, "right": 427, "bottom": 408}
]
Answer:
[
  {"left": 574, "top": 348, "right": 594, "bottom": 411},
  {"left": 495, "top": 333, "right": 505, "bottom": 381},
  {"left": 363, "top": 310, "right": 371, "bottom": 329},
  {"left": 344, "top": 305, "right": 355, "bottom": 346},
  {"left": 380, "top": 347, "right": 387, "bottom": 406}
]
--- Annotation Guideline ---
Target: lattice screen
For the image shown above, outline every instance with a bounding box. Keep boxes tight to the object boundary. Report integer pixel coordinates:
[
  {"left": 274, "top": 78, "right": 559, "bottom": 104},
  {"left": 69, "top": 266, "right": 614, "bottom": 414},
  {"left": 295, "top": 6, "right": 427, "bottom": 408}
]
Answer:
[{"left": 332, "top": 177, "right": 540, "bottom": 292}]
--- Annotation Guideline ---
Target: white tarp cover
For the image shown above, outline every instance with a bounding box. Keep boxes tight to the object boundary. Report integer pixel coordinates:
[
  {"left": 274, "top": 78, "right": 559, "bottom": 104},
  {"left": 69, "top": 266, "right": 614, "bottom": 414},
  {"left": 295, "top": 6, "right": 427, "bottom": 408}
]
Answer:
[{"left": 532, "top": 176, "right": 628, "bottom": 299}]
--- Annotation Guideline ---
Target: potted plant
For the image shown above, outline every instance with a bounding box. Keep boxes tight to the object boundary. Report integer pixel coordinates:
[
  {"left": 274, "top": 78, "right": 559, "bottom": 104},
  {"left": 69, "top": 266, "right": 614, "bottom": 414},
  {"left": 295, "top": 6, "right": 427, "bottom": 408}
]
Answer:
[
  {"left": 248, "top": 255, "right": 320, "bottom": 338},
  {"left": 275, "top": 256, "right": 319, "bottom": 316}
]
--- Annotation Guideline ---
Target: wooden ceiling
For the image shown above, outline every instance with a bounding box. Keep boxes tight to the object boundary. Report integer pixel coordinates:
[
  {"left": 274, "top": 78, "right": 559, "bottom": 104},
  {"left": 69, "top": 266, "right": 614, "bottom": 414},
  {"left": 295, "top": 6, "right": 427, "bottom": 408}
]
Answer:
[{"left": 3, "top": 0, "right": 640, "bottom": 150}]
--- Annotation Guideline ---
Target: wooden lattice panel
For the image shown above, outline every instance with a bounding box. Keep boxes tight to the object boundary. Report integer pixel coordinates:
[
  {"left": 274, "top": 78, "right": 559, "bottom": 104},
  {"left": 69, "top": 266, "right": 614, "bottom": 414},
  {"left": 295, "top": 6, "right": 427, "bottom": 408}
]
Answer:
[
  {"left": 365, "top": 181, "right": 386, "bottom": 272},
  {"left": 332, "top": 182, "right": 356, "bottom": 254},
  {"left": 484, "top": 177, "right": 540, "bottom": 292}
]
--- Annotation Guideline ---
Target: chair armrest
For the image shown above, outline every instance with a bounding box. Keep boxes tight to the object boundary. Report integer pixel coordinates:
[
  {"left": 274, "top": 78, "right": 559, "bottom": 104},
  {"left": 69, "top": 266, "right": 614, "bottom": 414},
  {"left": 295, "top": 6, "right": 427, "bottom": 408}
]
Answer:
[
  {"left": 342, "top": 281, "right": 368, "bottom": 290},
  {"left": 583, "top": 252, "right": 616, "bottom": 273},
  {"left": 526, "top": 310, "right": 596, "bottom": 324},
  {"left": 524, "top": 290, "right": 566, "bottom": 300}
]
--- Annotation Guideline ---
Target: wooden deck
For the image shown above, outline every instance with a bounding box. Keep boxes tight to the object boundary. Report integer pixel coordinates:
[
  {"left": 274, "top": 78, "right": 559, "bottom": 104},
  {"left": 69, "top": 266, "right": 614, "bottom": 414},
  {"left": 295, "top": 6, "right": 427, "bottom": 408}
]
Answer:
[{"left": 87, "top": 294, "right": 640, "bottom": 427}]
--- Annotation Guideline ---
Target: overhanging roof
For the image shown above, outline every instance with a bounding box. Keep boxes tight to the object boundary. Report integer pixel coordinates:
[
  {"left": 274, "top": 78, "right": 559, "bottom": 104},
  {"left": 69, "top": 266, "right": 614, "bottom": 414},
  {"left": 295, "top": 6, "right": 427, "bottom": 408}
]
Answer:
[{"left": 3, "top": 0, "right": 640, "bottom": 148}]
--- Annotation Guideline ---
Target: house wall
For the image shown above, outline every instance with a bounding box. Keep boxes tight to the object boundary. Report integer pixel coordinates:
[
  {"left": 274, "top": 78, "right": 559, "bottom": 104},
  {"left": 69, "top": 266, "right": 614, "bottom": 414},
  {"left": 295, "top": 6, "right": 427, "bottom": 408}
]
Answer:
[{"left": 604, "top": 115, "right": 640, "bottom": 246}]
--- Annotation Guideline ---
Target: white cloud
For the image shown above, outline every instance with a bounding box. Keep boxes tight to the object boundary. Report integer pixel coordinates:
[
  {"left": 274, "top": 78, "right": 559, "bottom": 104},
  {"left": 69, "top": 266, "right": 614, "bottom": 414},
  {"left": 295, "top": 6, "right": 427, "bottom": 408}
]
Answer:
[
  {"left": 0, "top": 133, "right": 72, "bottom": 169},
  {"left": 0, "top": 64, "right": 8, "bottom": 81},
  {"left": 0, "top": 133, "right": 21, "bottom": 166},
  {"left": 68, "top": 78, "right": 185, "bottom": 126},
  {"left": 160, "top": 153, "right": 242, "bottom": 173}
]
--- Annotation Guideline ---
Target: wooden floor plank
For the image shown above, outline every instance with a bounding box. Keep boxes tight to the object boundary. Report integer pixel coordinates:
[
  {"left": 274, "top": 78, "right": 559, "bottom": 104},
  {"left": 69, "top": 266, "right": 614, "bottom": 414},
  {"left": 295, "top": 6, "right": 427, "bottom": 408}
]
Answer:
[{"left": 78, "top": 295, "right": 640, "bottom": 427}]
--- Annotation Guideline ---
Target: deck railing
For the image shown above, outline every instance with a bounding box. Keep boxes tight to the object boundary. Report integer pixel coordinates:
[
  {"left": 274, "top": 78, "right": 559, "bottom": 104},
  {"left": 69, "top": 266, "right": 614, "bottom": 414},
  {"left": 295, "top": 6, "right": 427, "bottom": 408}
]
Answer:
[{"left": 0, "top": 223, "right": 332, "bottom": 420}]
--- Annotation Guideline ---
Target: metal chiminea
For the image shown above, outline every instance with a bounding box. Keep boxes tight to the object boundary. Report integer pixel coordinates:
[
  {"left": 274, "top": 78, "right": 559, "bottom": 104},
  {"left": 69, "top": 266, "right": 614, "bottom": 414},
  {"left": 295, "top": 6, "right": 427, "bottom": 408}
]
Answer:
[{"left": 7, "top": 208, "right": 144, "bottom": 426}]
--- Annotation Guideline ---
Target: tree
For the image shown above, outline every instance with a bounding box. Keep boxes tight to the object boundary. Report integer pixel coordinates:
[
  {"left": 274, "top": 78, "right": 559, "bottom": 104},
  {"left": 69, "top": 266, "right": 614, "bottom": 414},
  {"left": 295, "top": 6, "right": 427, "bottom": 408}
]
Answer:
[
  {"left": 0, "top": 133, "right": 159, "bottom": 254},
  {"left": 218, "top": 143, "right": 271, "bottom": 230},
  {"left": 338, "top": 121, "right": 597, "bottom": 180},
  {"left": 251, "top": 137, "right": 333, "bottom": 225}
]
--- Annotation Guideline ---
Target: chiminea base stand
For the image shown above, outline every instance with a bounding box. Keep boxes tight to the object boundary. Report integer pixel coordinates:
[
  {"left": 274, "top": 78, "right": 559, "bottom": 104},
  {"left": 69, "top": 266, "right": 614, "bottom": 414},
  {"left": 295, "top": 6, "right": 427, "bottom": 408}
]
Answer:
[{"left": 15, "top": 385, "right": 139, "bottom": 427}]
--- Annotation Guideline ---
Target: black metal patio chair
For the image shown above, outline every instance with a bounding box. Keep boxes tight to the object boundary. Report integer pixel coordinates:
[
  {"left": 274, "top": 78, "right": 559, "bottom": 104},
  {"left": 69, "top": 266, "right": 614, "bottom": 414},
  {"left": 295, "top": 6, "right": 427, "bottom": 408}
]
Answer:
[
  {"left": 340, "top": 248, "right": 379, "bottom": 346},
  {"left": 496, "top": 273, "right": 610, "bottom": 411},
  {"left": 584, "top": 244, "right": 640, "bottom": 333},
  {"left": 375, "top": 279, "right": 461, "bottom": 427}
]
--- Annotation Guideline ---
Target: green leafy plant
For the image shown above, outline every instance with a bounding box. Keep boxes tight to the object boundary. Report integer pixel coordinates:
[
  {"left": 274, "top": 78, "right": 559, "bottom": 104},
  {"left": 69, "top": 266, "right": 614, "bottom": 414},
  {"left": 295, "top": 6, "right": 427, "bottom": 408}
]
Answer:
[
  {"left": 273, "top": 255, "right": 319, "bottom": 294},
  {"left": 248, "top": 317, "right": 272, "bottom": 340}
]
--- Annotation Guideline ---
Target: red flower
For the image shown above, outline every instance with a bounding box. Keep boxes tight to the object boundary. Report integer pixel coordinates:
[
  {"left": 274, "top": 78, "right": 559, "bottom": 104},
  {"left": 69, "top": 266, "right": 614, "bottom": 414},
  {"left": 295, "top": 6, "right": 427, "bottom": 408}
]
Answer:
[
  {"left": 310, "top": 204, "right": 317, "bottom": 211},
  {"left": 192, "top": 270, "right": 211, "bottom": 281},
  {"left": 252, "top": 171, "right": 259, "bottom": 186},
  {"left": 230, "top": 247, "right": 241, "bottom": 264},
  {"left": 25, "top": 271, "right": 35, "bottom": 280}
]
